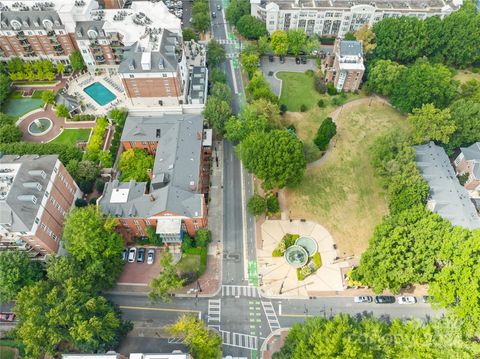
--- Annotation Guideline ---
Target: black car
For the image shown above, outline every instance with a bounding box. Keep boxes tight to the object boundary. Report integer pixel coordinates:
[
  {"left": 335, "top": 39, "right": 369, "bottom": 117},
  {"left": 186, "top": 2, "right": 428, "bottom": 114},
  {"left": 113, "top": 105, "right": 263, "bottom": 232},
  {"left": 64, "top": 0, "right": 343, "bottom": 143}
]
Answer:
[
  {"left": 279, "top": 55, "right": 285, "bottom": 64},
  {"left": 295, "top": 57, "right": 300, "bottom": 64},
  {"left": 300, "top": 56, "right": 307, "bottom": 64},
  {"left": 268, "top": 54, "right": 274, "bottom": 62},
  {"left": 137, "top": 247, "right": 145, "bottom": 263},
  {"left": 211, "top": 11, "right": 216, "bottom": 18},
  {"left": 374, "top": 295, "right": 395, "bottom": 304}
]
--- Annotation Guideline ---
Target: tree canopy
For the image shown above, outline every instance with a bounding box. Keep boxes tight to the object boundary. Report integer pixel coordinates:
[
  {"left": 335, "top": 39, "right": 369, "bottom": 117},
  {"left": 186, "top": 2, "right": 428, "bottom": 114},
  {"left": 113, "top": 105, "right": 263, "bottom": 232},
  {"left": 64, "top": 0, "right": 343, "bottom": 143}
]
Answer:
[
  {"left": 0, "top": 251, "right": 43, "bottom": 301},
  {"left": 237, "top": 130, "right": 306, "bottom": 189},
  {"left": 226, "top": 0, "right": 250, "bottom": 26},
  {"left": 313, "top": 117, "right": 336, "bottom": 151},
  {"left": 270, "top": 30, "right": 289, "bottom": 56},
  {"left": 0, "top": 124, "right": 22, "bottom": 143},
  {"left": 203, "top": 96, "right": 232, "bottom": 135},
  {"left": 365, "top": 60, "right": 405, "bottom": 97},
  {"left": 118, "top": 149, "right": 154, "bottom": 182},
  {"left": 287, "top": 29, "right": 307, "bottom": 56},
  {"left": 69, "top": 51, "right": 86, "bottom": 72},
  {"left": 408, "top": 104, "right": 455, "bottom": 144},
  {"left": 236, "top": 15, "right": 267, "bottom": 40},
  {"left": 166, "top": 315, "right": 222, "bottom": 359},
  {"left": 207, "top": 40, "right": 226, "bottom": 67},
  {"left": 148, "top": 251, "right": 184, "bottom": 303}
]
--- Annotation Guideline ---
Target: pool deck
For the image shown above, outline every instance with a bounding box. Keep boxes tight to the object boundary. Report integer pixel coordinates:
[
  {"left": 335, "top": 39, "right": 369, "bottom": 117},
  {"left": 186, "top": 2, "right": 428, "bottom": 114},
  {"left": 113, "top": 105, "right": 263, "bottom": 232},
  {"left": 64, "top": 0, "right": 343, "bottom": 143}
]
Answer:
[{"left": 19, "top": 104, "right": 95, "bottom": 143}]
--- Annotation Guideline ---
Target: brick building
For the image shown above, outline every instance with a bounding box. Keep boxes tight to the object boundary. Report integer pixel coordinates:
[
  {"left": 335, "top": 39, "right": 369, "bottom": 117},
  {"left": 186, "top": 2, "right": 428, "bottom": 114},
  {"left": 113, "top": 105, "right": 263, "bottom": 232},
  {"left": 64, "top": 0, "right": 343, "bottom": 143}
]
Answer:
[
  {"left": 98, "top": 113, "right": 211, "bottom": 243},
  {"left": 0, "top": 0, "right": 96, "bottom": 63},
  {"left": 0, "top": 154, "right": 81, "bottom": 259},
  {"left": 325, "top": 39, "right": 364, "bottom": 92}
]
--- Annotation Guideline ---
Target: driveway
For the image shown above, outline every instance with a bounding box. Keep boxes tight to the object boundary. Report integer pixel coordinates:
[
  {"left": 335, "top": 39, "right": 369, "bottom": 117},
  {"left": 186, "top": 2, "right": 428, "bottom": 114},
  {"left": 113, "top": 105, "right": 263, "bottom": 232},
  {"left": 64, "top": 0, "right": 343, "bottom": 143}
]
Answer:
[
  {"left": 259, "top": 56, "right": 317, "bottom": 96},
  {"left": 117, "top": 247, "right": 163, "bottom": 285}
]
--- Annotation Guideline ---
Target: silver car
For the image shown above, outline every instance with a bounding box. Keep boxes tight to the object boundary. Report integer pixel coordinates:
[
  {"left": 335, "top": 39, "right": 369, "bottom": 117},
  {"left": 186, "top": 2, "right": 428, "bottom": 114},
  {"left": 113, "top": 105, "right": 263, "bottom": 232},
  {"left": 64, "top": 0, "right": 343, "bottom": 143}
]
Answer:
[
  {"left": 397, "top": 296, "right": 417, "bottom": 304},
  {"left": 128, "top": 247, "right": 137, "bottom": 263},
  {"left": 354, "top": 296, "right": 373, "bottom": 303},
  {"left": 147, "top": 249, "right": 155, "bottom": 265}
]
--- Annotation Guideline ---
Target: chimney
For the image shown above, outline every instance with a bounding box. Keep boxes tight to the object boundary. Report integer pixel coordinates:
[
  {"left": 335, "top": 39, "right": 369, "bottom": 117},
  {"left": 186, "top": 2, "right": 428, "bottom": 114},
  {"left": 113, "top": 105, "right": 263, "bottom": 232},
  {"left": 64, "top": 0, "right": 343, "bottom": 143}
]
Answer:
[{"left": 190, "top": 181, "right": 195, "bottom": 191}]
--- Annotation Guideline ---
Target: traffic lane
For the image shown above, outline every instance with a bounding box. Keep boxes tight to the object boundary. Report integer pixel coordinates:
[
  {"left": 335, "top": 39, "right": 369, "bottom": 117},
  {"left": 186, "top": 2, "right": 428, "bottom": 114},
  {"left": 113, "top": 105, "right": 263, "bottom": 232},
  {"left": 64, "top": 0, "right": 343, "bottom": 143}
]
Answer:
[
  {"left": 107, "top": 293, "right": 208, "bottom": 312},
  {"left": 219, "top": 297, "right": 270, "bottom": 335},
  {"left": 119, "top": 306, "right": 191, "bottom": 324},
  {"left": 119, "top": 337, "right": 188, "bottom": 356}
]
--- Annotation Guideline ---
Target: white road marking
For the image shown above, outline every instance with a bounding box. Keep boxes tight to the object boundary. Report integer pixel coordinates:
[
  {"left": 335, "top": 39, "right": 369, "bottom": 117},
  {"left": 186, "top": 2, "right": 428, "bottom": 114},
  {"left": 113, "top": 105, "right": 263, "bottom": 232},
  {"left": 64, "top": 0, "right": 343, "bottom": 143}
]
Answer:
[
  {"left": 261, "top": 301, "right": 281, "bottom": 332},
  {"left": 221, "top": 285, "right": 259, "bottom": 297},
  {"left": 220, "top": 330, "right": 258, "bottom": 350},
  {"left": 208, "top": 299, "right": 221, "bottom": 323}
]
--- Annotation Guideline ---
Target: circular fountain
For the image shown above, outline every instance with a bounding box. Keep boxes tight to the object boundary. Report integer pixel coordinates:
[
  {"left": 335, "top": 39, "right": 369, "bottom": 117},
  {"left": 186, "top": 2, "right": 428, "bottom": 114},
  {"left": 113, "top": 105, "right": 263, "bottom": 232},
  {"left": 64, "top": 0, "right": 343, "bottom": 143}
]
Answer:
[{"left": 28, "top": 118, "right": 53, "bottom": 136}]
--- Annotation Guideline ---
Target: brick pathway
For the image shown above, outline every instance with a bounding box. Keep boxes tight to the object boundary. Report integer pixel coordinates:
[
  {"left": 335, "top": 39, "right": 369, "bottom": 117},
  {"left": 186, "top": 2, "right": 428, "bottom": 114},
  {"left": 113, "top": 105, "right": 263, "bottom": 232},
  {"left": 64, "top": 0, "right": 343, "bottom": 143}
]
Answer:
[{"left": 18, "top": 104, "right": 95, "bottom": 143}]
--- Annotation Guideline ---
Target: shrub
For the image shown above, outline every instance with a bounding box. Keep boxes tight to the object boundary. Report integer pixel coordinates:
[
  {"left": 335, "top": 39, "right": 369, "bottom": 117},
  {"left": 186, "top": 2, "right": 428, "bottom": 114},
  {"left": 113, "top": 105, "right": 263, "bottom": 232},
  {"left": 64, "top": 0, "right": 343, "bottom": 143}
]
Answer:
[
  {"left": 266, "top": 192, "right": 280, "bottom": 214},
  {"left": 314, "top": 76, "right": 327, "bottom": 94},
  {"left": 179, "top": 271, "right": 199, "bottom": 285},
  {"left": 304, "top": 69, "right": 314, "bottom": 77},
  {"left": 95, "top": 178, "right": 105, "bottom": 193},
  {"left": 458, "top": 173, "right": 469, "bottom": 186},
  {"left": 472, "top": 67, "right": 480, "bottom": 74},
  {"left": 279, "top": 104, "right": 288, "bottom": 114},
  {"left": 89, "top": 197, "right": 97, "bottom": 205},
  {"left": 326, "top": 82, "right": 338, "bottom": 95},
  {"left": 84, "top": 117, "right": 108, "bottom": 162},
  {"left": 311, "top": 252, "right": 322, "bottom": 269},
  {"left": 331, "top": 96, "right": 345, "bottom": 106},
  {"left": 314, "top": 117, "right": 337, "bottom": 151},
  {"left": 248, "top": 193, "right": 267, "bottom": 215},
  {"left": 300, "top": 104, "right": 308, "bottom": 112},
  {"left": 317, "top": 99, "right": 326, "bottom": 108},
  {"left": 0, "top": 142, "right": 82, "bottom": 165},
  {"left": 195, "top": 229, "right": 211, "bottom": 248},
  {"left": 181, "top": 236, "right": 194, "bottom": 252},
  {"left": 73, "top": 114, "right": 96, "bottom": 122},
  {"left": 74, "top": 198, "right": 88, "bottom": 207}
]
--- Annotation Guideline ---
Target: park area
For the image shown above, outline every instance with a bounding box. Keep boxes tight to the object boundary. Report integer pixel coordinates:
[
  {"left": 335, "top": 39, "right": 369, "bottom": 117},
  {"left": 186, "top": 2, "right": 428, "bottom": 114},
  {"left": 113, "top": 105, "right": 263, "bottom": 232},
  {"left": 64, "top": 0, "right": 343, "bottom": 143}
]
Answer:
[
  {"left": 284, "top": 99, "right": 409, "bottom": 257},
  {"left": 2, "top": 91, "right": 45, "bottom": 118},
  {"left": 50, "top": 129, "right": 91, "bottom": 145}
]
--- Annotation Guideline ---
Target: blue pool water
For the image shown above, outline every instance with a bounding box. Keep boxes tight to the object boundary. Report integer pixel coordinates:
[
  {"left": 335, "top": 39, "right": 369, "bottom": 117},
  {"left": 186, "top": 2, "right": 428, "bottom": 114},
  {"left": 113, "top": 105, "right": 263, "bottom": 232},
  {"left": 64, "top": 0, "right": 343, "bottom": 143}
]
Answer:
[{"left": 83, "top": 82, "right": 116, "bottom": 106}]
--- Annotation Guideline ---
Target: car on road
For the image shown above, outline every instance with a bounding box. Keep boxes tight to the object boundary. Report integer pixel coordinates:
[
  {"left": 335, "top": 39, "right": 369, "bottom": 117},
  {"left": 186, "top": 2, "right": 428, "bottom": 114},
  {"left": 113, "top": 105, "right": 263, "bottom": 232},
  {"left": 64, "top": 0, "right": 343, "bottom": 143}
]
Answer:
[
  {"left": 0, "top": 313, "right": 16, "bottom": 322},
  {"left": 279, "top": 55, "right": 285, "bottom": 64},
  {"left": 354, "top": 296, "right": 373, "bottom": 303},
  {"left": 211, "top": 11, "right": 216, "bottom": 18},
  {"left": 122, "top": 248, "right": 128, "bottom": 262},
  {"left": 217, "top": 4, "right": 222, "bottom": 10},
  {"left": 137, "top": 247, "right": 145, "bottom": 263},
  {"left": 374, "top": 295, "right": 395, "bottom": 304},
  {"left": 128, "top": 247, "right": 137, "bottom": 263},
  {"left": 147, "top": 249, "right": 155, "bottom": 264},
  {"left": 268, "top": 54, "right": 274, "bottom": 62},
  {"left": 422, "top": 295, "right": 434, "bottom": 303},
  {"left": 295, "top": 57, "right": 301, "bottom": 64},
  {"left": 301, "top": 56, "right": 307, "bottom": 64},
  {"left": 398, "top": 296, "right": 417, "bottom": 304}
]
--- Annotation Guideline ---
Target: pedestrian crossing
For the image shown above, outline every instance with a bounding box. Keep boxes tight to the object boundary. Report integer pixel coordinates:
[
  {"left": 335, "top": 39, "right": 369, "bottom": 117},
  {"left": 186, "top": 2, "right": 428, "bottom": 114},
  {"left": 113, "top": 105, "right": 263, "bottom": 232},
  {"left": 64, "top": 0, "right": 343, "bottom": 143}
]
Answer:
[
  {"left": 221, "top": 285, "right": 259, "bottom": 298},
  {"left": 226, "top": 53, "right": 239, "bottom": 59},
  {"left": 167, "top": 337, "right": 184, "bottom": 344},
  {"left": 220, "top": 330, "right": 259, "bottom": 350},
  {"left": 216, "top": 39, "right": 238, "bottom": 45},
  {"left": 261, "top": 301, "right": 281, "bottom": 332},
  {"left": 208, "top": 299, "right": 221, "bottom": 323}
]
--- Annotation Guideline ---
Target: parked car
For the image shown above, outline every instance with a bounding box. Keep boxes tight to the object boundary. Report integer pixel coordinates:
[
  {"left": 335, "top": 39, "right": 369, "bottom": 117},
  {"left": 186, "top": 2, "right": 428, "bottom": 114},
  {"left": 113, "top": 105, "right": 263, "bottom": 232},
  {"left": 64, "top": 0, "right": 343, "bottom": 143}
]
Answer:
[
  {"left": 374, "top": 295, "right": 395, "bottom": 304},
  {"left": 301, "top": 56, "right": 307, "bottom": 64},
  {"left": 0, "top": 312, "right": 15, "bottom": 322},
  {"left": 122, "top": 248, "right": 128, "bottom": 262},
  {"left": 422, "top": 295, "right": 434, "bottom": 303},
  {"left": 268, "top": 54, "right": 274, "bottom": 62},
  {"left": 354, "top": 296, "right": 373, "bottom": 303},
  {"left": 211, "top": 11, "right": 216, "bottom": 18},
  {"left": 137, "top": 247, "right": 145, "bottom": 263},
  {"left": 217, "top": 4, "right": 222, "bottom": 10},
  {"left": 397, "top": 296, "right": 417, "bottom": 304},
  {"left": 128, "top": 247, "right": 137, "bottom": 263},
  {"left": 279, "top": 55, "right": 285, "bottom": 64},
  {"left": 147, "top": 249, "right": 155, "bottom": 265},
  {"left": 295, "top": 57, "right": 301, "bottom": 64}
]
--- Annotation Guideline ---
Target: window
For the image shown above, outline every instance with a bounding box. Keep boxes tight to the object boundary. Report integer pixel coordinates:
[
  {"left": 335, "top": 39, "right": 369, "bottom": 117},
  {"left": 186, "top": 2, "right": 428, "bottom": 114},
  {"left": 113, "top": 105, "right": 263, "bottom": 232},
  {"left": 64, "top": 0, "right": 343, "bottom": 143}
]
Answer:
[
  {"left": 142, "top": 141, "right": 147, "bottom": 145},
  {"left": 34, "top": 217, "right": 40, "bottom": 224},
  {"left": 45, "top": 190, "right": 49, "bottom": 198},
  {"left": 145, "top": 219, "right": 150, "bottom": 225},
  {"left": 150, "top": 141, "right": 155, "bottom": 145},
  {"left": 129, "top": 74, "right": 134, "bottom": 78},
  {"left": 162, "top": 73, "right": 167, "bottom": 77}
]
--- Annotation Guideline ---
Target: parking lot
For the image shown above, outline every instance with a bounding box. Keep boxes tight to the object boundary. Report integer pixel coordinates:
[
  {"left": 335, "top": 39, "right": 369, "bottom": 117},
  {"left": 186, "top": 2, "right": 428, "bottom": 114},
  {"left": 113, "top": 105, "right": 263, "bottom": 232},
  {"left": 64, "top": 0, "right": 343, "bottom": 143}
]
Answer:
[{"left": 117, "top": 247, "right": 163, "bottom": 285}]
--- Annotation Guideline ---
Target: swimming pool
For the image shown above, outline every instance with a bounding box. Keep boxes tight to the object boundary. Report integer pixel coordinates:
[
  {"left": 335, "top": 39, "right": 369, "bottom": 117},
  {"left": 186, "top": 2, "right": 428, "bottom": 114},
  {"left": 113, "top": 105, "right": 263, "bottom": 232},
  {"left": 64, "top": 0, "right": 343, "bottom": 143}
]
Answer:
[{"left": 83, "top": 82, "right": 116, "bottom": 106}]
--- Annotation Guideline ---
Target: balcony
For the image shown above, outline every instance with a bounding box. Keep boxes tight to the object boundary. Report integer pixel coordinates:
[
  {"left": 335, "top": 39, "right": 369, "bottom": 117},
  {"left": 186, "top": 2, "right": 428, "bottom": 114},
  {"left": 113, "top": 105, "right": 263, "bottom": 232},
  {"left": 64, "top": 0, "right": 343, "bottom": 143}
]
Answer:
[
  {"left": 55, "top": 48, "right": 65, "bottom": 55},
  {"left": 95, "top": 56, "right": 105, "bottom": 63},
  {"left": 53, "top": 43, "right": 63, "bottom": 51},
  {"left": 47, "top": 30, "right": 56, "bottom": 37},
  {"left": 16, "top": 31, "right": 26, "bottom": 40},
  {"left": 110, "top": 40, "right": 123, "bottom": 47}
]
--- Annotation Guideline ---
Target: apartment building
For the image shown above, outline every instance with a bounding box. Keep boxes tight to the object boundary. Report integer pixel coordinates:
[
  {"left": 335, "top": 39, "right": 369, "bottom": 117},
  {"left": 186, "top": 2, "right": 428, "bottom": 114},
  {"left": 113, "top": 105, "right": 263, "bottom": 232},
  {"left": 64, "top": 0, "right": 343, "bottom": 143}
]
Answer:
[
  {"left": 98, "top": 113, "right": 210, "bottom": 243},
  {"left": 325, "top": 39, "right": 364, "bottom": 92},
  {"left": 0, "top": 154, "right": 81, "bottom": 259},
  {"left": 0, "top": 0, "right": 97, "bottom": 62},
  {"left": 252, "top": 0, "right": 463, "bottom": 37}
]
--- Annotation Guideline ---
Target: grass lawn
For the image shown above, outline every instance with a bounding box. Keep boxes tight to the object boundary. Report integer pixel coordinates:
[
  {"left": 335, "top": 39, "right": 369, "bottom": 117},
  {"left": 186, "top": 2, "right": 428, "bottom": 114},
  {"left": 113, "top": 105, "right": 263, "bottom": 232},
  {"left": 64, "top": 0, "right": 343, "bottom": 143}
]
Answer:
[
  {"left": 13, "top": 80, "right": 58, "bottom": 85},
  {"left": 285, "top": 100, "right": 409, "bottom": 257},
  {"left": 176, "top": 253, "right": 201, "bottom": 273},
  {"left": 453, "top": 70, "right": 480, "bottom": 83},
  {"left": 50, "top": 129, "right": 91, "bottom": 145},
  {"left": 277, "top": 71, "right": 363, "bottom": 112}
]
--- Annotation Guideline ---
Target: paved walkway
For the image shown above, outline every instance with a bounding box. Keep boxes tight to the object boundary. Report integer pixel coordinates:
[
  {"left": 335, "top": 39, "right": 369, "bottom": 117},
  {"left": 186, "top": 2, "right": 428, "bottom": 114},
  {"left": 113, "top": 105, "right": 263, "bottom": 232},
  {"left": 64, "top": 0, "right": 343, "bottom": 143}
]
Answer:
[
  {"left": 18, "top": 104, "right": 95, "bottom": 143},
  {"left": 13, "top": 76, "right": 68, "bottom": 93}
]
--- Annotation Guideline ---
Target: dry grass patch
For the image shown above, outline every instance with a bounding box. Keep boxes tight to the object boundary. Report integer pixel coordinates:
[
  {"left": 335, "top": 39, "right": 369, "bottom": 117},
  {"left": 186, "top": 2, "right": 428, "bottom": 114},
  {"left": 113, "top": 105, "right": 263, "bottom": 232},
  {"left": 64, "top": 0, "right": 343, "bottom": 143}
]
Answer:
[
  {"left": 453, "top": 70, "right": 480, "bottom": 83},
  {"left": 285, "top": 100, "right": 409, "bottom": 257}
]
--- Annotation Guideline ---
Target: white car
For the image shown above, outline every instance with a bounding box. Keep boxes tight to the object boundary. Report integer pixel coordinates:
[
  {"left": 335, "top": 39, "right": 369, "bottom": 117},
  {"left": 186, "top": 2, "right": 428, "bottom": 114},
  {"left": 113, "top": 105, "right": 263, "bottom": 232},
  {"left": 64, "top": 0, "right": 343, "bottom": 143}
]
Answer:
[
  {"left": 397, "top": 296, "right": 417, "bottom": 304},
  {"left": 128, "top": 247, "right": 137, "bottom": 263},
  {"left": 354, "top": 296, "right": 373, "bottom": 303},
  {"left": 147, "top": 249, "right": 155, "bottom": 265}
]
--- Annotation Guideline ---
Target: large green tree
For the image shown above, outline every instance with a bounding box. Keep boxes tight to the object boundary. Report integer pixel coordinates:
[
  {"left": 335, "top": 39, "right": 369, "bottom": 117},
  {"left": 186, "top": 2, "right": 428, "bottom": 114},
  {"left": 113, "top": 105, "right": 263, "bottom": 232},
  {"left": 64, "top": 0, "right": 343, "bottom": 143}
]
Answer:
[
  {"left": 391, "top": 59, "right": 458, "bottom": 113},
  {"left": 118, "top": 149, "right": 154, "bottom": 182},
  {"left": 240, "top": 51, "right": 260, "bottom": 78},
  {"left": 62, "top": 206, "right": 124, "bottom": 289},
  {"left": 0, "top": 73, "right": 11, "bottom": 109},
  {"left": 446, "top": 99, "right": 480, "bottom": 152},
  {"left": 408, "top": 103, "right": 455, "bottom": 144},
  {"left": 0, "top": 124, "right": 22, "bottom": 143},
  {"left": 166, "top": 314, "right": 222, "bottom": 359},
  {"left": 203, "top": 96, "right": 232, "bottom": 135},
  {"left": 365, "top": 60, "right": 406, "bottom": 96},
  {"left": 210, "top": 82, "right": 232, "bottom": 103},
  {"left": 69, "top": 51, "right": 86, "bottom": 72},
  {"left": 287, "top": 29, "right": 307, "bottom": 56},
  {"left": 148, "top": 251, "right": 184, "bottom": 303},
  {"left": 226, "top": 0, "right": 250, "bottom": 26},
  {"left": 0, "top": 251, "right": 43, "bottom": 301},
  {"left": 313, "top": 117, "right": 336, "bottom": 151},
  {"left": 236, "top": 15, "right": 267, "bottom": 40},
  {"left": 206, "top": 39, "right": 226, "bottom": 67},
  {"left": 270, "top": 30, "right": 289, "bottom": 56},
  {"left": 237, "top": 130, "right": 306, "bottom": 189}
]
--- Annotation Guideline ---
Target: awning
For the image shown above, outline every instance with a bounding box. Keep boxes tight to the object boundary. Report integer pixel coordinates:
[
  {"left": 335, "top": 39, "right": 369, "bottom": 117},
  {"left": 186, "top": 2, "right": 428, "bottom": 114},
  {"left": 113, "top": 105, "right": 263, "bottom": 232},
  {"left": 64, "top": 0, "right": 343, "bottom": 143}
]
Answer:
[{"left": 156, "top": 218, "right": 181, "bottom": 234}]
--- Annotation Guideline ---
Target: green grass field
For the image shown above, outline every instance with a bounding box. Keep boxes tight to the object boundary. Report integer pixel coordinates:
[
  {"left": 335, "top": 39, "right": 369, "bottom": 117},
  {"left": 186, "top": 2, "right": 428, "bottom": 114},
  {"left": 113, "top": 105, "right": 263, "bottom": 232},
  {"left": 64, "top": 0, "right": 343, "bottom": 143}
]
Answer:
[
  {"left": 277, "top": 72, "right": 320, "bottom": 111},
  {"left": 176, "top": 253, "right": 201, "bottom": 273},
  {"left": 285, "top": 100, "right": 409, "bottom": 256},
  {"left": 50, "top": 129, "right": 91, "bottom": 145}
]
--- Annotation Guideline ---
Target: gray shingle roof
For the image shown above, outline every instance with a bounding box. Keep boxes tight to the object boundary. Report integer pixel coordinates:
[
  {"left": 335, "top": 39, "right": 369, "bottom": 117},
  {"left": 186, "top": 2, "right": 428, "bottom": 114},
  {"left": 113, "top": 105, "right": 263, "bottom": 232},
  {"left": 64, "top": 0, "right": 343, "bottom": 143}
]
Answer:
[
  {"left": 75, "top": 20, "right": 107, "bottom": 39},
  {"left": 339, "top": 40, "right": 363, "bottom": 57},
  {"left": 415, "top": 142, "right": 480, "bottom": 230},
  {"left": 459, "top": 142, "right": 480, "bottom": 161},
  {"left": 0, "top": 154, "right": 58, "bottom": 232},
  {"left": 1, "top": 10, "right": 63, "bottom": 30},
  {"left": 188, "top": 67, "right": 208, "bottom": 103}
]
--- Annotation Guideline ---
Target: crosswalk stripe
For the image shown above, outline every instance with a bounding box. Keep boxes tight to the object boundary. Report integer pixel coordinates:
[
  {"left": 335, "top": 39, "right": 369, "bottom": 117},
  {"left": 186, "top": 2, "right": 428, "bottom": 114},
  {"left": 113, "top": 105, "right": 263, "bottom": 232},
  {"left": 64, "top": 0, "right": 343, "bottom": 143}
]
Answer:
[
  {"left": 220, "top": 330, "right": 258, "bottom": 350},
  {"left": 261, "top": 301, "right": 281, "bottom": 332},
  {"left": 221, "top": 285, "right": 259, "bottom": 298}
]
